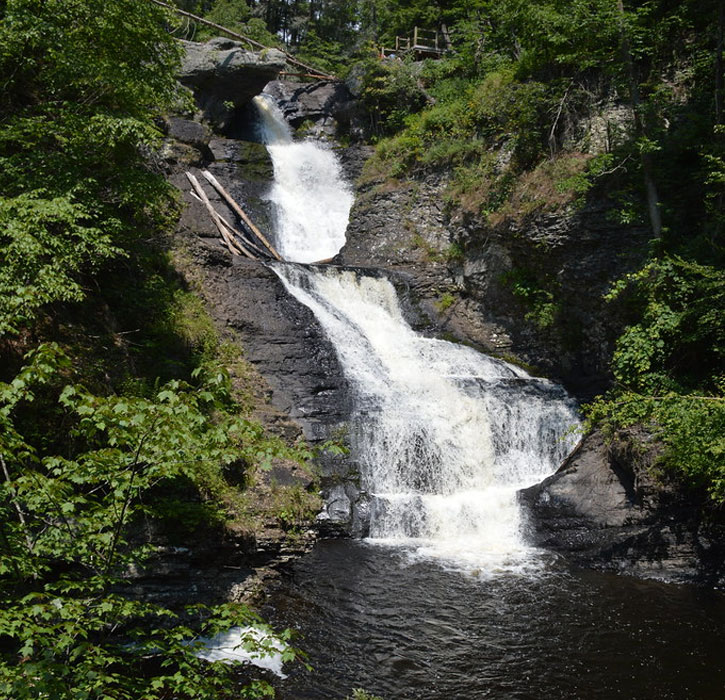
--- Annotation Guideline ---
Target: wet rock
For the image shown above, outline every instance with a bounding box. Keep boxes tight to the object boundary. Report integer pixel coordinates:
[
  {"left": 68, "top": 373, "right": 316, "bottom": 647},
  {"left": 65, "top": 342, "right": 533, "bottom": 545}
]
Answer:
[
  {"left": 338, "top": 174, "right": 494, "bottom": 347},
  {"left": 321, "top": 484, "right": 352, "bottom": 524},
  {"left": 178, "top": 38, "right": 286, "bottom": 129},
  {"left": 172, "top": 200, "right": 352, "bottom": 440},
  {"left": 264, "top": 80, "right": 357, "bottom": 137},
  {"left": 519, "top": 429, "right": 725, "bottom": 585}
]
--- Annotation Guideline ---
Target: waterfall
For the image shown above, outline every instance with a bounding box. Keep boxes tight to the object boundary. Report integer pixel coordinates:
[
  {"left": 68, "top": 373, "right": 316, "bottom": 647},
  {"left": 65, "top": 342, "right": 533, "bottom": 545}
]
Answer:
[
  {"left": 253, "top": 94, "right": 353, "bottom": 263},
  {"left": 256, "top": 94, "right": 580, "bottom": 573},
  {"left": 273, "top": 265, "right": 580, "bottom": 571}
]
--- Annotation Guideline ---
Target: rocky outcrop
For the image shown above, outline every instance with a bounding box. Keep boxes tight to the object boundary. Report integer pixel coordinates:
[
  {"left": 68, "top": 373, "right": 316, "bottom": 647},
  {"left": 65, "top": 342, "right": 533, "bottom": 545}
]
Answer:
[
  {"left": 171, "top": 161, "right": 351, "bottom": 440},
  {"left": 338, "top": 174, "right": 470, "bottom": 340},
  {"left": 178, "top": 38, "right": 286, "bottom": 130},
  {"left": 165, "top": 56, "right": 364, "bottom": 532},
  {"left": 165, "top": 129, "right": 358, "bottom": 529},
  {"left": 340, "top": 169, "right": 649, "bottom": 399},
  {"left": 457, "top": 200, "right": 649, "bottom": 398},
  {"left": 519, "top": 429, "right": 725, "bottom": 585},
  {"left": 263, "top": 80, "right": 357, "bottom": 137}
]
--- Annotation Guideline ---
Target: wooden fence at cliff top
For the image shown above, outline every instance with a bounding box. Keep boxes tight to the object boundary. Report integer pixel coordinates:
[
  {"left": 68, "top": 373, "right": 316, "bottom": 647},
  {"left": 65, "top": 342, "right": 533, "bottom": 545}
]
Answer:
[{"left": 380, "top": 27, "right": 449, "bottom": 60}]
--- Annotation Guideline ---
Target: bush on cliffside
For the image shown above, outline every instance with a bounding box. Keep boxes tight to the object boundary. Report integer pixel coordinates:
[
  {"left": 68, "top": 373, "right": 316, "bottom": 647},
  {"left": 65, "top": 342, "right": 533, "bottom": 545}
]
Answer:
[{"left": 587, "top": 258, "right": 725, "bottom": 503}]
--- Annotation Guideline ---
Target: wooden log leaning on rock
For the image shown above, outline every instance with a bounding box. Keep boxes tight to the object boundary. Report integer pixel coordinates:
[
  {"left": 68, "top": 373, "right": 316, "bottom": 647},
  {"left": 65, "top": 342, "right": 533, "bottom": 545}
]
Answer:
[
  {"left": 190, "top": 191, "right": 270, "bottom": 259},
  {"left": 201, "top": 169, "right": 283, "bottom": 261},
  {"left": 185, "top": 172, "right": 257, "bottom": 260},
  {"left": 209, "top": 203, "right": 261, "bottom": 260}
]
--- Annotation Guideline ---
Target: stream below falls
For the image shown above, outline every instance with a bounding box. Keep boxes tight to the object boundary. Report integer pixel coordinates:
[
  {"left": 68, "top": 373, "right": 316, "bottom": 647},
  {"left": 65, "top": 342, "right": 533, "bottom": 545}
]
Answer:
[
  {"left": 247, "top": 93, "right": 725, "bottom": 699},
  {"left": 265, "top": 541, "right": 725, "bottom": 699}
]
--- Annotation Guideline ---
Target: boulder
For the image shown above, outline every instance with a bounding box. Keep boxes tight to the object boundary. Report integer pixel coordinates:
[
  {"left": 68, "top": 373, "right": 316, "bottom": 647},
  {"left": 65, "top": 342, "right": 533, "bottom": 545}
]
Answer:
[
  {"left": 177, "top": 38, "right": 286, "bottom": 130},
  {"left": 519, "top": 428, "right": 725, "bottom": 585},
  {"left": 166, "top": 117, "right": 211, "bottom": 148}
]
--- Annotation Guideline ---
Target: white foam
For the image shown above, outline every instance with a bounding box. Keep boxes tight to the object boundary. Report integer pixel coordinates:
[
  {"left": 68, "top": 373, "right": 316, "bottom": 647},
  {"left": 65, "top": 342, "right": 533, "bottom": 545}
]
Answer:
[
  {"left": 195, "top": 626, "right": 289, "bottom": 677},
  {"left": 254, "top": 95, "right": 353, "bottom": 263},
  {"left": 273, "top": 266, "right": 581, "bottom": 574}
]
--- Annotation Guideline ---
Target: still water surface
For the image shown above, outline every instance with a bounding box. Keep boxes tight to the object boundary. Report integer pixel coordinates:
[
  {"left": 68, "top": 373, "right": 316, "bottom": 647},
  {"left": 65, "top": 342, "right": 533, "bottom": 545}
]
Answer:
[{"left": 267, "top": 540, "right": 725, "bottom": 700}]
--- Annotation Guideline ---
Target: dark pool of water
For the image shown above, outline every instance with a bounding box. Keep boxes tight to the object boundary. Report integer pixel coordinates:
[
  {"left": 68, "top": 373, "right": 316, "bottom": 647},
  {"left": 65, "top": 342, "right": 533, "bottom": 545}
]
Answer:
[{"left": 264, "top": 540, "right": 725, "bottom": 700}]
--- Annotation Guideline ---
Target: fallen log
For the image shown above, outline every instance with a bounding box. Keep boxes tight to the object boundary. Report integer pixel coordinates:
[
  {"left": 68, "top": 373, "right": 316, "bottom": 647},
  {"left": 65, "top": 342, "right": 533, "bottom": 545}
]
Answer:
[
  {"left": 218, "top": 214, "right": 268, "bottom": 260},
  {"left": 189, "top": 190, "right": 269, "bottom": 259},
  {"left": 201, "top": 170, "right": 283, "bottom": 261},
  {"left": 186, "top": 172, "right": 257, "bottom": 260}
]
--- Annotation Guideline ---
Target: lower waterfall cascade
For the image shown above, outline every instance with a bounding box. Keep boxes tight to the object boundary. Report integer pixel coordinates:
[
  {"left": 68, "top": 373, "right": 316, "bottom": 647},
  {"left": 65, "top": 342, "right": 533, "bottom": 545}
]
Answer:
[{"left": 273, "top": 264, "right": 579, "bottom": 571}]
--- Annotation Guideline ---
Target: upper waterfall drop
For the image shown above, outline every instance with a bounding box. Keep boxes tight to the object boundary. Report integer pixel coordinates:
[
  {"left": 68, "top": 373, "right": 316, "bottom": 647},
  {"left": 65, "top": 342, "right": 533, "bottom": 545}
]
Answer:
[{"left": 253, "top": 94, "right": 354, "bottom": 263}]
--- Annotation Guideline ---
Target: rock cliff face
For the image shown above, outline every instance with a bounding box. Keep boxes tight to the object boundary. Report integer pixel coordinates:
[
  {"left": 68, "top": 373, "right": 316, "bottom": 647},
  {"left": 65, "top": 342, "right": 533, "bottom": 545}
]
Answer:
[
  {"left": 520, "top": 429, "right": 725, "bottom": 586},
  {"left": 263, "top": 80, "right": 357, "bottom": 138},
  {"left": 178, "top": 38, "right": 286, "bottom": 130},
  {"left": 163, "top": 75, "right": 360, "bottom": 531}
]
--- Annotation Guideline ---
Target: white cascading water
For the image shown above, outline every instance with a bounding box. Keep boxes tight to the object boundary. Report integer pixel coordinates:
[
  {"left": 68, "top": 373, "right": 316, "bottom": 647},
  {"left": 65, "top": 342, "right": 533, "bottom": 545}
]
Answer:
[
  {"left": 273, "top": 266, "right": 580, "bottom": 572},
  {"left": 253, "top": 94, "right": 354, "bottom": 263},
  {"left": 256, "top": 95, "right": 580, "bottom": 573}
]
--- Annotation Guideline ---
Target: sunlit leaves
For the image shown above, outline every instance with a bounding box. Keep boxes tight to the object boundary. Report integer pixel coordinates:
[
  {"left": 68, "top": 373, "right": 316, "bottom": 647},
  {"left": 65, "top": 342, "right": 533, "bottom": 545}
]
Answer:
[
  {"left": 588, "top": 257, "right": 725, "bottom": 502},
  {"left": 0, "top": 0, "right": 182, "bottom": 337},
  {"left": 0, "top": 345, "right": 304, "bottom": 697}
]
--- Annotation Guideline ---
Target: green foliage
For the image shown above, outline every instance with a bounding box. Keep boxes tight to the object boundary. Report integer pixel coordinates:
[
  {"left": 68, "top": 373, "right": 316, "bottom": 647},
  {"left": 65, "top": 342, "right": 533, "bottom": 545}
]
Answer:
[
  {"left": 0, "top": 1, "right": 327, "bottom": 694},
  {"left": 0, "top": 594, "right": 289, "bottom": 699},
  {"left": 369, "top": 65, "right": 552, "bottom": 200},
  {"left": 271, "top": 483, "right": 320, "bottom": 532},
  {"left": 0, "top": 194, "right": 121, "bottom": 335},
  {"left": 503, "top": 268, "right": 559, "bottom": 330},
  {"left": 196, "top": 0, "right": 281, "bottom": 48},
  {"left": 587, "top": 393, "right": 725, "bottom": 503},
  {"left": 434, "top": 292, "right": 456, "bottom": 312},
  {"left": 356, "top": 54, "right": 429, "bottom": 138},
  {"left": 443, "top": 242, "right": 465, "bottom": 262},
  {"left": 605, "top": 258, "right": 724, "bottom": 394},
  {"left": 0, "top": 345, "right": 303, "bottom": 697},
  {"left": 294, "top": 30, "right": 349, "bottom": 77},
  {"left": 0, "top": 0, "right": 181, "bottom": 336},
  {"left": 587, "top": 257, "right": 725, "bottom": 502}
]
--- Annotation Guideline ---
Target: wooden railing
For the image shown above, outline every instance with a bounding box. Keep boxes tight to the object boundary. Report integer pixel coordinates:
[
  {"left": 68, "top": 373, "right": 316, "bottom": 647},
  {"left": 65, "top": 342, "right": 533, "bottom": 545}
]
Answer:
[{"left": 381, "top": 27, "right": 446, "bottom": 59}]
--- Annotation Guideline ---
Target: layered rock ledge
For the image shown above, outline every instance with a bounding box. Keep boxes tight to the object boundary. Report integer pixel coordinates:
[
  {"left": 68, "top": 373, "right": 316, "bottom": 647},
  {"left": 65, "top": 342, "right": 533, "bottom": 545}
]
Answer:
[
  {"left": 178, "top": 38, "right": 286, "bottom": 129},
  {"left": 520, "top": 429, "right": 725, "bottom": 586}
]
